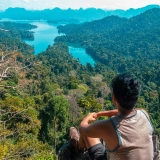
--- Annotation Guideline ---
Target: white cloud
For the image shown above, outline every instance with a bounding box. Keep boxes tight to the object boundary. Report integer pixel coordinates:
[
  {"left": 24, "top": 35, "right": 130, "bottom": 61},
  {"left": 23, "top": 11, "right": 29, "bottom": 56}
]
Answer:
[
  {"left": 23, "top": 0, "right": 31, "bottom": 2},
  {"left": 0, "top": 0, "right": 160, "bottom": 10}
]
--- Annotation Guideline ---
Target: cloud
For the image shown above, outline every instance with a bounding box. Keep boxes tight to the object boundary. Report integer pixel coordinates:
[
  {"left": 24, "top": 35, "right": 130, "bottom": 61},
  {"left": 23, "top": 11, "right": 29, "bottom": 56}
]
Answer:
[
  {"left": 23, "top": 0, "right": 31, "bottom": 2},
  {"left": 0, "top": 0, "right": 160, "bottom": 10}
]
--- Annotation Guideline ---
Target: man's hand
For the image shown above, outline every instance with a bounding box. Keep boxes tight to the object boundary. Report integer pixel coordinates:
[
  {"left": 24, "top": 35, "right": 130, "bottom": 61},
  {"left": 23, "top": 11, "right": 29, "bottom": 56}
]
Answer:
[{"left": 82, "top": 112, "right": 98, "bottom": 123}]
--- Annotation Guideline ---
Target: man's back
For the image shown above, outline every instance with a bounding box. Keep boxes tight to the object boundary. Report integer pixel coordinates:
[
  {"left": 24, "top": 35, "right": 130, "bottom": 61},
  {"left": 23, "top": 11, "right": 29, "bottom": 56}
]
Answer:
[{"left": 108, "top": 110, "right": 153, "bottom": 160}]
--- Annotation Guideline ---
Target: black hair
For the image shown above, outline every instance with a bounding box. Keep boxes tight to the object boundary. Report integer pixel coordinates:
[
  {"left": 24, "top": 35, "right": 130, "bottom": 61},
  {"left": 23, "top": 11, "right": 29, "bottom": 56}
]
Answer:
[{"left": 112, "top": 73, "right": 141, "bottom": 110}]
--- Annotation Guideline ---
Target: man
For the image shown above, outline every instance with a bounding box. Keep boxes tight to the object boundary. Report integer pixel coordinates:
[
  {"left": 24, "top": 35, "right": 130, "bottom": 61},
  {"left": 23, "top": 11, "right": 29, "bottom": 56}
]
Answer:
[{"left": 59, "top": 73, "right": 154, "bottom": 160}]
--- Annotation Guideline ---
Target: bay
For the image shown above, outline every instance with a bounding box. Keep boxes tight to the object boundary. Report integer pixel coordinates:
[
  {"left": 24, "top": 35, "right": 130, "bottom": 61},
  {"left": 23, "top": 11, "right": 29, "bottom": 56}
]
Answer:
[
  {"left": 69, "top": 46, "right": 95, "bottom": 66},
  {"left": 24, "top": 21, "right": 59, "bottom": 54},
  {"left": 23, "top": 21, "right": 95, "bottom": 66}
]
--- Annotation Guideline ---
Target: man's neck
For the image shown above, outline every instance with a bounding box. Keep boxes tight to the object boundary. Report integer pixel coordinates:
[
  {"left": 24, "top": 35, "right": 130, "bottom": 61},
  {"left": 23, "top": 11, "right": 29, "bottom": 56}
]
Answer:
[{"left": 118, "top": 107, "right": 136, "bottom": 117}]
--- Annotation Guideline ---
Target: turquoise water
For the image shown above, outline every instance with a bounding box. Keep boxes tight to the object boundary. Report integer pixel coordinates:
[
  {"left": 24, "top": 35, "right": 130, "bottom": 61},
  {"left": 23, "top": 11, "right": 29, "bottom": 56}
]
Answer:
[
  {"left": 24, "top": 21, "right": 95, "bottom": 65},
  {"left": 69, "top": 46, "right": 95, "bottom": 66},
  {"left": 24, "top": 21, "right": 59, "bottom": 54}
]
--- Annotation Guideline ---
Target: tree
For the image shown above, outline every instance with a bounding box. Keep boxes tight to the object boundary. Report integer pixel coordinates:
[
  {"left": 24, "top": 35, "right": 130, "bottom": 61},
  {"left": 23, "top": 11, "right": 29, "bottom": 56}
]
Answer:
[
  {"left": 0, "top": 96, "right": 42, "bottom": 159},
  {"left": 0, "top": 47, "right": 32, "bottom": 81},
  {"left": 39, "top": 95, "right": 70, "bottom": 156}
]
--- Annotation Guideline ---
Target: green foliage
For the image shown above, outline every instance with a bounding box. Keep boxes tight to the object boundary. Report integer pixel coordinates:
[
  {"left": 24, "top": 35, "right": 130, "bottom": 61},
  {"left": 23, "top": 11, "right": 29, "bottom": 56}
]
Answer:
[
  {"left": 78, "top": 96, "right": 102, "bottom": 113},
  {"left": 39, "top": 95, "right": 70, "bottom": 149},
  {"left": 0, "top": 8, "right": 160, "bottom": 159},
  {"left": 0, "top": 96, "right": 44, "bottom": 159}
]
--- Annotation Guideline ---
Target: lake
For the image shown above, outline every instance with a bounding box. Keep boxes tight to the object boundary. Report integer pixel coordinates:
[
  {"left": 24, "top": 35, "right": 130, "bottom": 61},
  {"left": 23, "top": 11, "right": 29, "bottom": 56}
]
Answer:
[
  {"left": 24, "top": 21, "right": 95, "bottom": 66},
  {"left": 24, "top": 21, "right": 59, "bottom": 54}
]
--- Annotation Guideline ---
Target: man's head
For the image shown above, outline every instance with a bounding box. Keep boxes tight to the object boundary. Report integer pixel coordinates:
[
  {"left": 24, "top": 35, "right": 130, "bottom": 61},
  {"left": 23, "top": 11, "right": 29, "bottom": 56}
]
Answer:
[{"left": 112, "top": 73, "right": 141, "bottom": 110}]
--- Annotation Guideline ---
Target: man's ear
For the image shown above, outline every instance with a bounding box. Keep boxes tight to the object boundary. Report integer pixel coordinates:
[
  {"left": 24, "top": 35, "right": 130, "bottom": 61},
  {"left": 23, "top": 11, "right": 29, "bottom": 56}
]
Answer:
[
  {"left": 112, "top": 93, "right": 118, "bottom": 107},
  {"left": 112, "top": 92, "right": 115, "bottom": 102}
]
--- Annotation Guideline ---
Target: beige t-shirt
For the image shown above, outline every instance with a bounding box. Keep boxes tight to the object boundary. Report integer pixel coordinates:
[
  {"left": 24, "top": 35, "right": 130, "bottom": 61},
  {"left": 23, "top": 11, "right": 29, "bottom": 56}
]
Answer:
[{"left": 108, "top": 110, "right": 154, "bottom": 160}]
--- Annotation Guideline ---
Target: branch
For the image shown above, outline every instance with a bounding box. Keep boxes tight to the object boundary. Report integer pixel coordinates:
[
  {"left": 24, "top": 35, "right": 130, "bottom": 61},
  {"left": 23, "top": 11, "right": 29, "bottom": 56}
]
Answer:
[
  {"left": 21, "top": 62, "right": 33, "bottom": 69},
  {"left": 0, "top": 84, "right": 23, "bottom": 89},
  {"left": 0, "top": 84, "right": 25, "bottom": 95},
  {"left": 0, "top": 108, "right": 29, "bottom": 124},
  {"left": 2, "top": 147, "right": 34, "bottom": 160},
  {"left": 0, "top": 130, "right": 18, "bottom": 141},
  {"left": 0, "top": 53, "right": 11, "bottom": 63}
]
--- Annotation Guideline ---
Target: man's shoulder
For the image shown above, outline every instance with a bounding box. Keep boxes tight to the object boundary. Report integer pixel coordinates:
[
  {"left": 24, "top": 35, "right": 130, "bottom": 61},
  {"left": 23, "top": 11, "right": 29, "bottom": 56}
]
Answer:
[{"left": 136, "top": 108, "right": 150, "bottom": 118}]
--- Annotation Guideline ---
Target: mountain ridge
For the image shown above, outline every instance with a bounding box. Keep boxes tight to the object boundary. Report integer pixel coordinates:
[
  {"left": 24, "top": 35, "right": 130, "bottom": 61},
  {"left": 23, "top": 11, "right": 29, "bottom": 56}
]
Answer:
[
  {"left": 55, "top": 7, "right": 160, "bottom": 65},
  {"left": 0, "top": 4, "right": 159, "bottom": 22}
]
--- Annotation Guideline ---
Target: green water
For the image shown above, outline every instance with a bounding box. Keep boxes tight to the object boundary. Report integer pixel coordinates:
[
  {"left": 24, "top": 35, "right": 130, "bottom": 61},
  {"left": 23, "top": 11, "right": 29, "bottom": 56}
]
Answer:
[
  {"left": 24, "top": 21, "right": 95, "bottom": 66},
  {"left": 25, "top": 21, "right": 59, "bottom": 54},
  {"left": 69, "top": 46, "right": 95, "bottom": 66}
]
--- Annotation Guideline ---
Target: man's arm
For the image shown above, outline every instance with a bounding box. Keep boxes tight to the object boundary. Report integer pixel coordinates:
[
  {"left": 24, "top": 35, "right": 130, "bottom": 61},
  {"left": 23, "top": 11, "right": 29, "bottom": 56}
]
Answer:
[
  {"left": 79, "top": 114, "right": 108, "bottom": 138},
  {"left": 96, "top": 109, "right": 118, "bottom": 118},
  {"left": 79, "top": 111, "right": 117, "bottom": 138}
]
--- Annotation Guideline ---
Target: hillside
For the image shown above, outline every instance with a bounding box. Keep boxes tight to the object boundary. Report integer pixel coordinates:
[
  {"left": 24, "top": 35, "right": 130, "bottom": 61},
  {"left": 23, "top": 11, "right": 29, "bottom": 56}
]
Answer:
[
  {"left": 57, "top": 16, "right": 128, "bottom": 35},
  {"left": 0, "top": 4, "right": 159, "bottom": 22},
  {"left": 0, "top": 7, "right": 159, "bottom": 159},
  {"left": 107, "top": 4, "right": 160, "bottom": 18},
  {"left": 55, "top": 8, "right": 160, "bottom": 59}
]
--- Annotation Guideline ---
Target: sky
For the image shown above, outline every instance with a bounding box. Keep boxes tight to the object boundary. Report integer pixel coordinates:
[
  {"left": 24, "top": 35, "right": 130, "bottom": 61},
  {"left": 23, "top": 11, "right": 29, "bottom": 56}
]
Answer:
[{"left": 0, "top": 0, "right": 160, "bottom": 10}]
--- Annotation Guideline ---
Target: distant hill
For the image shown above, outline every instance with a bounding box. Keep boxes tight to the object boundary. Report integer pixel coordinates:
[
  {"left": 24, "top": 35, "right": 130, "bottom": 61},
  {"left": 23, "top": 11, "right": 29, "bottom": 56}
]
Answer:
[
  {"left": 56, "top": 7, "right": 160, "bottom": 41},
  {"left": 57, "top": 16, "right": 128, "bottom": 35},
  {"left": 55, "top": 8, "right": 160, "bottom": 63},
  {"left": 0, "top": 5, "right": 159, "bottom": 22},
  {"left": 106, "top": 4, "right": 160, "bottom": 18}
]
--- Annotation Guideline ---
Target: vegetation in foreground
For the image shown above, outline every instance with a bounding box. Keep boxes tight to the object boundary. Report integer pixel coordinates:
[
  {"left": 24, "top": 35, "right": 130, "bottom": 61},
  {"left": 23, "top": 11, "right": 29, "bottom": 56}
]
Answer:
[{"left": 0, "top": 8, "right": 160, "bottom": 159}]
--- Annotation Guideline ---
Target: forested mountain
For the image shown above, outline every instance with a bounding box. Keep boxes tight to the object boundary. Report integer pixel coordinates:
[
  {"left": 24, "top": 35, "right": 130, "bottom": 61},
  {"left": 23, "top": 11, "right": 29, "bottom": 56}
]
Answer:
[
  {"left": 0, "top": 22, "right": 36, "bottom": 55},
  {"left": 56, "top": 8, "right": 160, "bottom": 60},
  {"left": 56, "top": 8, "right": 160, "bottom": 41},
  {"left": 106, "top": 4, "right": 160, "bottom": 18},
  {"left": 0, "top": 22, "right": 36, "bottom": 39},
  {"left": 57, "top": 16, "right": 128, "bottom": 35},
  {"left": 0, "top": 4, "right": 159, "bottom": 22},
  {"left": 0, "top": 7, "right": 159, "bottom": 159}
]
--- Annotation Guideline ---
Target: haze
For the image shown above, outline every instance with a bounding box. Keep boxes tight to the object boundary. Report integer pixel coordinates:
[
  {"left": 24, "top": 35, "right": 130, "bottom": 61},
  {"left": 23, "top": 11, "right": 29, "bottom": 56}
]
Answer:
[{"left": 0, "top": 0, "right": 160, "bottom": 10}]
